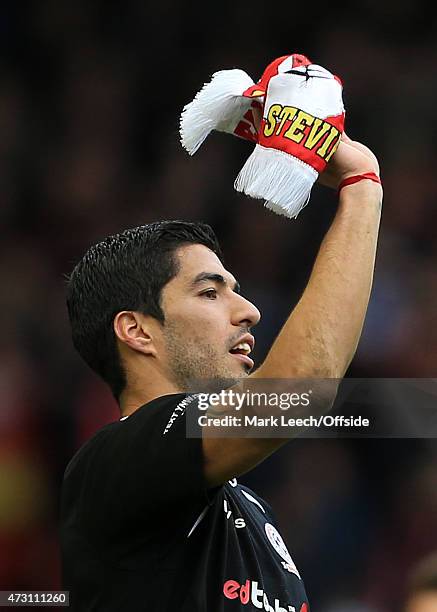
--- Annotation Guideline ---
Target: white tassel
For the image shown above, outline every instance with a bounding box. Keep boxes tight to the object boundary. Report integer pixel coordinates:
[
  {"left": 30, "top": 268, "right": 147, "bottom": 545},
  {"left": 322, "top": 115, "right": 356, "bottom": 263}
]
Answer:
[
  {"left": 180, "top": 69, "right": 255, "bottom": 155},
  {"left": 234, "top": 145, "right": 318, "bottom": 218}
]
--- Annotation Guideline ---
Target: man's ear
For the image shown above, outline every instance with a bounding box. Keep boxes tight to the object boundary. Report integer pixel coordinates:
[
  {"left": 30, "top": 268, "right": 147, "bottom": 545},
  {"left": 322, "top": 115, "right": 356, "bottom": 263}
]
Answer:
[{"left": 113, "top": 311, "right": 158, "bottom": 357}]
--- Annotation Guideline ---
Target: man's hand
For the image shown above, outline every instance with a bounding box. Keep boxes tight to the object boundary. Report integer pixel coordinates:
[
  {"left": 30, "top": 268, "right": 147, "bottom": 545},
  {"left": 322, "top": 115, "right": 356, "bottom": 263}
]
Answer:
[{"left": 318, "top": 133, "right": 380, "bottom": 189}]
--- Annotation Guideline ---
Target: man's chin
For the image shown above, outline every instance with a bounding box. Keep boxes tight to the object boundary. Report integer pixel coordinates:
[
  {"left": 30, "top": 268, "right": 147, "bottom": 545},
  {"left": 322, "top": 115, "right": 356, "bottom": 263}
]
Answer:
[
  {"left": 176, "top": 358, "right": 252, "bottom": 394},
  {"left": 228, "top": 351, "right": 254, "bottom": 373},
  {"left": 185, "top": 369, "right": 248, "bottom": 394},
  {"left": 185, "top": 377, "right": 235, "bottom": 394},
  {"left": 238, "top": 363, "right": 252, "bottom": 376}
]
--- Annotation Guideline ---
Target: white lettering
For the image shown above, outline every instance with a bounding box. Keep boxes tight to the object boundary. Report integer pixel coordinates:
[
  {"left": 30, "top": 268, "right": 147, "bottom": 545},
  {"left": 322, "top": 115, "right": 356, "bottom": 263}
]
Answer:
[
  {"left": 251, "top": 581, "right": 264, "bottom": 609},
  {"left": 241, "top": 490, "right": 265, "bottom": 513}
]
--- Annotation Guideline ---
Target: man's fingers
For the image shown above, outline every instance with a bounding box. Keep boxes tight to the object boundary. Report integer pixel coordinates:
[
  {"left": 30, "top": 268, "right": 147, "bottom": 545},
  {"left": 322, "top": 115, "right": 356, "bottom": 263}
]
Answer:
[{"left": 342, "top": 133, "right": 380, "bottom": 172}]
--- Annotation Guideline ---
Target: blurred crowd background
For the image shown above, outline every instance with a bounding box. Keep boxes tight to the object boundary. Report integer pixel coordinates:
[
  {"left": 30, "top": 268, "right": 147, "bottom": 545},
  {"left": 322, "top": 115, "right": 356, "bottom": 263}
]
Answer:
[{"left": 0, "top": 1, "right": 436, "bottom": 610}]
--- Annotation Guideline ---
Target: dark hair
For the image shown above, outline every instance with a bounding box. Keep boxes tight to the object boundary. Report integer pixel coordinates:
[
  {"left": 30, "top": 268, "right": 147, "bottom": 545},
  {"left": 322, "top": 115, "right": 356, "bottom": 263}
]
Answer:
[{"left": 66, "top": 220, "right": 223, "bottom": 400}]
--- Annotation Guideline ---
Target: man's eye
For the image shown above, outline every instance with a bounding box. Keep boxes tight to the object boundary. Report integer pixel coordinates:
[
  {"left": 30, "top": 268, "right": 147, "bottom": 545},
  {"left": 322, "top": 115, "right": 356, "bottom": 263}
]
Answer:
[{"left": 201, "top": 289, "right": 217, "bottom": 299}]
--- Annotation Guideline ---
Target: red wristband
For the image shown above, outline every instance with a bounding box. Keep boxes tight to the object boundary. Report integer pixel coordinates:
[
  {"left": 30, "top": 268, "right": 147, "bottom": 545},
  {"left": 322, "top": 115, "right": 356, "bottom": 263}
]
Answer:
[{"left": 338, "top": 172, "right": 381, "bottom": 194}]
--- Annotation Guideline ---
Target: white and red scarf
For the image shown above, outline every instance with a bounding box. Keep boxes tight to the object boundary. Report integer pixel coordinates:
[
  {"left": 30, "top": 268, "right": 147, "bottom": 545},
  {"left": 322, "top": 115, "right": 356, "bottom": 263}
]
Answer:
[{"left": 180, "top": 54, "right": 345, "bottom": 218}]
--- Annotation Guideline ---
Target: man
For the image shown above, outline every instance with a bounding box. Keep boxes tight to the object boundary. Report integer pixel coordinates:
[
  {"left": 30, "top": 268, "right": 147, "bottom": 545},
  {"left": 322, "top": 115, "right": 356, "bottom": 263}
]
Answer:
[{"left": 62, "top": 136, "right": 382, "bottom": 610}]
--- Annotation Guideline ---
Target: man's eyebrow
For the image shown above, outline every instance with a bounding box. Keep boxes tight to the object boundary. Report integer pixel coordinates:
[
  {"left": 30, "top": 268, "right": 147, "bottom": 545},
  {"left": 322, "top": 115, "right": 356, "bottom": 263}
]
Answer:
[{"left": 190, "top": 272, "right": 241, "bottom": 294}]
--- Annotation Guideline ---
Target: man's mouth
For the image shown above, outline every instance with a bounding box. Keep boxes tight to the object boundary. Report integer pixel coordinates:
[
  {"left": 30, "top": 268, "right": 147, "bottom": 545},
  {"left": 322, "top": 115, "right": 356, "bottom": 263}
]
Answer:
[{"left": 229, "top": 335, "right": 255, "bottom": 370}]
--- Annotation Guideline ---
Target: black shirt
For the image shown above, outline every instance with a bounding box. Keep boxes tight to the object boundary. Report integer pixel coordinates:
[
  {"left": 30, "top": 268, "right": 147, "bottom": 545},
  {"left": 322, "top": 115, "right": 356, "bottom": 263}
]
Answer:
[{"left": 61, "top": 393, "right": 309, "bottom": 611}]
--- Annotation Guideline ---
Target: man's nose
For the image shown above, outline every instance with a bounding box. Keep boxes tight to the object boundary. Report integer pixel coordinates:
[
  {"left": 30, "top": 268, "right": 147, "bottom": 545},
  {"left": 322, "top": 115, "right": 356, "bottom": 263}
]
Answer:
[{"left": 232, "top": 293, "right": 261, "bottom": 328}]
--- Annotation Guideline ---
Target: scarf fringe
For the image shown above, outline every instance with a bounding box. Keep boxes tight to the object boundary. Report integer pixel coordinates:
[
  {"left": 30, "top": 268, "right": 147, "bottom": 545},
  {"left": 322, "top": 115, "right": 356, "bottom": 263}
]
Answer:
[
  {"left": 234, "top": 145, "right": 318, "bottom": 218},
  {"left": 180, "top": 69, "right": 255, "bottom": 155}
]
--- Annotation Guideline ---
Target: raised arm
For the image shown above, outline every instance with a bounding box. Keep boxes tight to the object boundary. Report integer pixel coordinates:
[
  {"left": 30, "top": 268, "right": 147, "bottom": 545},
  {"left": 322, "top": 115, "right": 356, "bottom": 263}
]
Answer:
[
  {"left": 254, "top": 139, "right": 382, "bottom": 380},
  {"left": 203, "top": 139, "right": 383, "bottom": 486}
]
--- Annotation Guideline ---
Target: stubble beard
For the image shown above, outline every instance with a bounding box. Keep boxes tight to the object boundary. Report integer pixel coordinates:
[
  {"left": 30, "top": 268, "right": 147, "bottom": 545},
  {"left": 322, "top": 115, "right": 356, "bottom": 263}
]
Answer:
[{"left": 162, "top": 321, "right": 247, "bottom": 394}]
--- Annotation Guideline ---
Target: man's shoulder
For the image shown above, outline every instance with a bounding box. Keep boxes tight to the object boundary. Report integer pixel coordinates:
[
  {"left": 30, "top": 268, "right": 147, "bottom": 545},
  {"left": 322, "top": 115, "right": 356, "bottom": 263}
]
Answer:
[
  {"left": 63, "top": 393, "right": 198, "bottom": 480},
  {"left": 160, "top": 393, "right": 199, "bottom": 435},
  {"left": 119, "top": 392, "right": 200, "bottom": 438},
  {"left": 63, "top": 421, "right": 120, "bottom": 481}
]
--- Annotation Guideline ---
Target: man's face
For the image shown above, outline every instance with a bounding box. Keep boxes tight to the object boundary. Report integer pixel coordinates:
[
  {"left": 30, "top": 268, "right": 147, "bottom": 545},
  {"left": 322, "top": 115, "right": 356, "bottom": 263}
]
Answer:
[{"left": 157, "top": 244, "right": 261, "bottom": 391}]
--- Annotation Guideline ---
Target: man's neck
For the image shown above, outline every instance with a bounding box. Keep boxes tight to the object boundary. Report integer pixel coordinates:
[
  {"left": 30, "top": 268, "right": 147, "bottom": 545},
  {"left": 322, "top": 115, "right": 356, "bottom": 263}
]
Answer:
[{"left": 119, "top": 380, "right": 182, "bottom": 418}]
